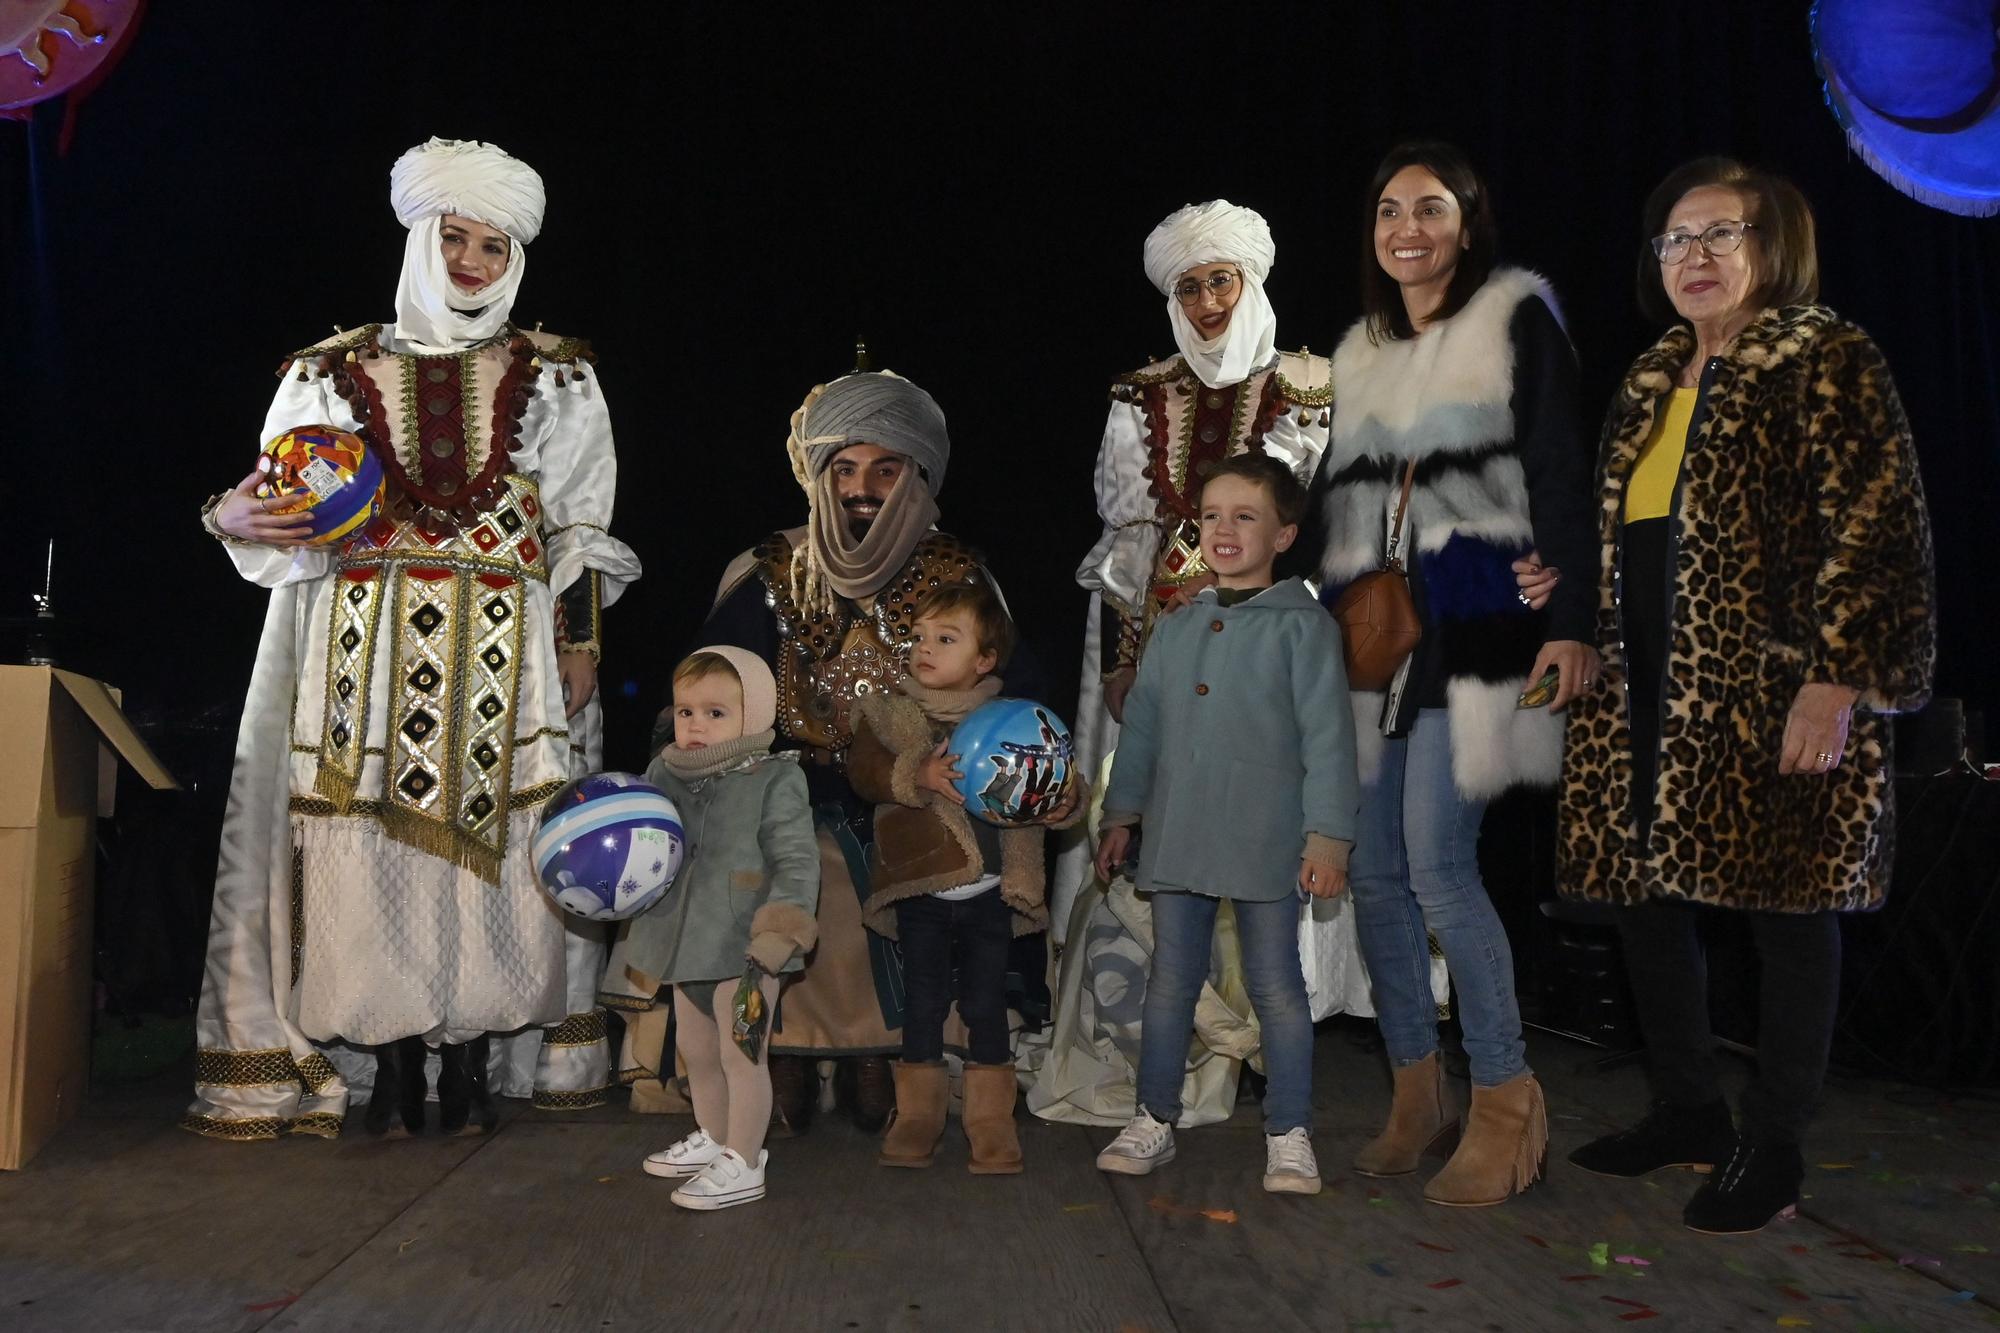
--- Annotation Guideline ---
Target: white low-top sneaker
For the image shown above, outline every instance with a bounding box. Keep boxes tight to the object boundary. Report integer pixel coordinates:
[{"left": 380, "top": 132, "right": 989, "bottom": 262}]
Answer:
[
  {"left": 670, "top": 1147, "right": 767, "bottom": 1210},
  {"left": 1096, "top": 1109, "right": 1175, "bottom": 1175},
  {"left": 642, "top": 1128, "right": 720, "bottom": 1179},
  {"left": 1263, "top": 1126, "right": 1322, "bottom": 1195}
]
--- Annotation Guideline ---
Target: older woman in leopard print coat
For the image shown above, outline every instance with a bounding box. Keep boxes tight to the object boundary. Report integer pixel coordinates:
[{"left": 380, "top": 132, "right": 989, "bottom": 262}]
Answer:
[{"left": 1553, "top": 158, "right": 1935, "bottom": 1238}]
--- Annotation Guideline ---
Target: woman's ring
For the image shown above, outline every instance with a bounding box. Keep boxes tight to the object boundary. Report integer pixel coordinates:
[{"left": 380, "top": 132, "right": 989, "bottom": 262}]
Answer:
[
  {"left": 1817, "top": 751, "right": 1835, "bottom": 766},
  {"left": 1516, "top": 590, "right": 1532, "bottom": 606}
]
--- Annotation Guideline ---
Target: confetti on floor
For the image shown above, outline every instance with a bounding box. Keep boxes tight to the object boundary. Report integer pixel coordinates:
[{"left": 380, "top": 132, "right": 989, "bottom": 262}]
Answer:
[{"left": 1427, "top": 1279, "right": 1464, "bottom": 1290}]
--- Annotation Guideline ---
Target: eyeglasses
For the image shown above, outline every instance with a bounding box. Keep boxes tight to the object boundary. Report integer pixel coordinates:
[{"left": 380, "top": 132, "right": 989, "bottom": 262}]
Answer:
[
  {"left": 1173, "top": 270, "right": 1240, "bottom": 304},
  {"left": 1650, "top": 220, "right": 1756, "bottom": 265}
]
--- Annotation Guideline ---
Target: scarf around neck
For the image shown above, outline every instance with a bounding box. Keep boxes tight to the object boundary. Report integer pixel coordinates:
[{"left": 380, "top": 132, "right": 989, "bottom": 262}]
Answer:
[
  {"left": 801, "top": 464, "right": 939, "bottom": 605},
  {"left": 658, "top": 728, "right": 777, "bottom": 782},
  {"left": 897, "top": 673, "right": 1002, "bottom": 725}
]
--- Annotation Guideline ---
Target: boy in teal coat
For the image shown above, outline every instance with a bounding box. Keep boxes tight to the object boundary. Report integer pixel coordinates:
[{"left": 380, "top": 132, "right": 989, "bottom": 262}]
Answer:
[
  {"left": 610, "top": 645, "right": 819, "bottom": 1211},
  {"left": 1092, "top": 453, "right": 1359, "bottom": 1195}
]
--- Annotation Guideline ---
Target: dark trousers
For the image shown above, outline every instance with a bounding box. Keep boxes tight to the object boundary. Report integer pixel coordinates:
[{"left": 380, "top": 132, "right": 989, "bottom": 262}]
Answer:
[
  {"left": 1614, "top": 899, "right": 1842, "bottom": 1144},
  {"left": 895, "top": 888, "right": 1014, "bottom": 1066}
]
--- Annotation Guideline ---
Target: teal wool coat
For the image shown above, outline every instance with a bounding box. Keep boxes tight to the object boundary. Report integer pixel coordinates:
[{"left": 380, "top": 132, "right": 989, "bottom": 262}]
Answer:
[
  {"left": 1103, "top": 579, "right": 1360, "bottom": 902},
  {"left": 612, "top": 750, "right": 821, "bottom": 987}
]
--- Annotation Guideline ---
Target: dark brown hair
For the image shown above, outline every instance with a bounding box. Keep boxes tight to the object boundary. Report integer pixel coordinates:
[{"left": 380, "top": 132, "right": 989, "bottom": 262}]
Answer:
[
  {"left": 913, "top": 583, "right": 1016, "bottom": 669},
  {"left": 1360, "top": 139, "right": 1498, "bottom": 343},
  {"left": 1203, "top": 452, "right": 1309, "bottom": 528},
  {"left": 1636, "top": 156, "right": 1820, "bottom": 327}
]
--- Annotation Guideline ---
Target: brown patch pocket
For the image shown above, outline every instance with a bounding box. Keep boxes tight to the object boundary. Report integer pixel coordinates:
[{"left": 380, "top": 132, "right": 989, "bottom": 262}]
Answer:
[
  {"left": 875, "top": 806, "right": 967, "bottom": 880},
  {"left": 729, "top": 870, "right": 765, "bottom": 892}
]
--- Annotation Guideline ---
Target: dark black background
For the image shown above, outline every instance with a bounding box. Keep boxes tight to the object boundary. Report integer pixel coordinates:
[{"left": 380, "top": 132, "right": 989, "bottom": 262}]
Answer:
[{"left": 4, "top": 1, "right": 1994, "bottom": 776}]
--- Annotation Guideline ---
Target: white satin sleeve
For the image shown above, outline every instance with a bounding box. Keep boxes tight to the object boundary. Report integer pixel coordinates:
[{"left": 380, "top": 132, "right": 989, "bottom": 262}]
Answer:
[
  {"left": 530, "top": 364, "right": 643, "bottom": 608},
  {"left": 204, "top": 370, "right": 360, "bottom": 588},
  {"left": 1075, "top": 399, "right": 1158, "bottom": 616}
]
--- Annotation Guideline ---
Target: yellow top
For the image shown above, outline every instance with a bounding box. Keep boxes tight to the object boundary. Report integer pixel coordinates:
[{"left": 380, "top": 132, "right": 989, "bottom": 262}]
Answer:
[{"left": 1625, "top": 387, "right": 1696, "bottom": 523}]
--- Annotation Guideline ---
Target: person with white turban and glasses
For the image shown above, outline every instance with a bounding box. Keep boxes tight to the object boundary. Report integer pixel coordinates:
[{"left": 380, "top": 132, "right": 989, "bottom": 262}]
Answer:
[
  {"left": 1033, "top": 201, "right": 1344, "bottom": 1131},
  {"left": 652, "top": 369, "right": 1062, "bottom": 1138},
  {"left": 188, "top": 138, "right": 641, "bottom": 1140}
]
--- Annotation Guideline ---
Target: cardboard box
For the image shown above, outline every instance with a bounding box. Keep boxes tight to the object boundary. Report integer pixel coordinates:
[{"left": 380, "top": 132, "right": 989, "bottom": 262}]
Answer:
[{"left": 0, "top": 667, "right": 178, "bottom": 1169}]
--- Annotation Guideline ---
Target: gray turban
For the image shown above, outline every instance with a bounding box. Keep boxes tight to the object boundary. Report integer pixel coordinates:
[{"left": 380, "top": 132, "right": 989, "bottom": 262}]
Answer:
[{"left": 797, "top": 371, "right": 951, "bottom": 495}]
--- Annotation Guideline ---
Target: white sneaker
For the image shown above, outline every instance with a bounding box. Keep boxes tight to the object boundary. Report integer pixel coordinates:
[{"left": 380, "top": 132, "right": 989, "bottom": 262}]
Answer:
[
  {"left": 670, "top": 1147, "right": 767, "bottom": 1210},
  {"left": 641, "top": 1128, "right": 720, "bottom": 1179},
  {"left": 1096, "top": 1109, "right": 1175, "bottom": 1175},
  {"left": 1263, "top": 1127, "right": 1322, "bottom": 1195}
]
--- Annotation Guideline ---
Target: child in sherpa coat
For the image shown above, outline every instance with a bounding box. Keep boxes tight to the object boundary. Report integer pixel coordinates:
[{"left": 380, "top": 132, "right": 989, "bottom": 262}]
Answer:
[
  {"left": 848, "top": 584, "right": 1085, "bottom": 1174},
  {"left": 613, "top": 645, "right": 819, "bottom": 1212}
]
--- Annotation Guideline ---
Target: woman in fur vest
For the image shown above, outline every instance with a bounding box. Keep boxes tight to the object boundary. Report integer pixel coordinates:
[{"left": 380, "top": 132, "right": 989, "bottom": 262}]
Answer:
[
  {"left": 1308, "top": 140, "right": 1599, "bottom": 1207},
  {"left": 1556, "top": 158, "right": 1934, "bottom": 1235}
]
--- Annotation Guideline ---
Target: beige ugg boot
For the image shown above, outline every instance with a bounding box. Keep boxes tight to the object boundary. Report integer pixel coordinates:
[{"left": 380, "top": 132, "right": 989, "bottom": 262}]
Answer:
[
  {"left": 1424, "top": 1072, "right": 1548, "bottom": 1207},
  {"left": 962, "top": 1063, "right": 1024, "bottom": 1175},
  {"left": 1354, "top": 1052, "right": 1460, "bottom": 1178},
  {"left": 878, "top": 1061, "right": 949, "bottom": 1168}
]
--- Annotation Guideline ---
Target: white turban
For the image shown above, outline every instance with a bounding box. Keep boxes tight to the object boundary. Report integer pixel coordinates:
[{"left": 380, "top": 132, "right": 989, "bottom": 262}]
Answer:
[
  {"left": 386, "top": 138, "right": 547, "bottom": 353},
  {"left": 1142, "top": 199, "right": 1279, "bottom": 390}
]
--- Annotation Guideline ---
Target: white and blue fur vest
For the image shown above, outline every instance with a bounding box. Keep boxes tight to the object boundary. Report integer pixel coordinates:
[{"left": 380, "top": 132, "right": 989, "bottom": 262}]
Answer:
[{"left": 1316, "top": 267, "right": 1564, "bottom": 798}]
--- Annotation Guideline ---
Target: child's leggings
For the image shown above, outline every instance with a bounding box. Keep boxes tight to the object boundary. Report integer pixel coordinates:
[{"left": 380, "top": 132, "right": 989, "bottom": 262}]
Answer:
[{"left": 672, "top": 975, "right": 780, "bottom": 1159}]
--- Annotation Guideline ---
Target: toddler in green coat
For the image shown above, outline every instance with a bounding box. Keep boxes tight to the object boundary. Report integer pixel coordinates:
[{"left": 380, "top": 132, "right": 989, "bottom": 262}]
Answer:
[{"left": 615, "top": 645, "right": 820, "bottom": 1211}]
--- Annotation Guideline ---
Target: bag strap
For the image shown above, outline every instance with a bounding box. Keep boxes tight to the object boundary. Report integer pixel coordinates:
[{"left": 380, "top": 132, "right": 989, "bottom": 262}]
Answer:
[{"left": 1386, "top": 459, "right": 1416, "bottom": 567}]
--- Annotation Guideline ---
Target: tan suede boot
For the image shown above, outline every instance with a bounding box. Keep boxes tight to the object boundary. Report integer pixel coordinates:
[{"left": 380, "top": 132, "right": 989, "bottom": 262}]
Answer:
[
  {"left": 1354, "top": 1052, "right": 1460, "bottom": 1178},
  {"left": 1424, "top": 1072, "right": 1548, "bottom": 1207},
  {"left": 878, "top": 1061, "right": 949, "bottom": 1168},
  {"left": 962, "top": 1063, "right": 1025, "bottom": 1175}
]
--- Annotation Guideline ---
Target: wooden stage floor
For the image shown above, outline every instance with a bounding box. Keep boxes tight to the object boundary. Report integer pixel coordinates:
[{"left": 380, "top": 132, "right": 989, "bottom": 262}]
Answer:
[{"left": 2, "top": 1025, "right": 1996, "bottom": 1331}]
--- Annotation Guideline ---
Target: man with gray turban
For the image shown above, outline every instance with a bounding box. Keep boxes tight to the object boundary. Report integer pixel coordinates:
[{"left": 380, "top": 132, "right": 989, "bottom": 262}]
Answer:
[
  {"left": 190, "top": 137, "right": 642, "bottom": 1142},
  {"left": 1030, "top": 199, "right": 1352, "bottom": 1130},
  {"left": 636, "top": 367, "right": 1046, "bottom": 1136}
]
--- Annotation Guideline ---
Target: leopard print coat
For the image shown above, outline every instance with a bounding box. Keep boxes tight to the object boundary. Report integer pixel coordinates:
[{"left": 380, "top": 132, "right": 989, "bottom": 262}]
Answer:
[{"left": 1557, "top": 303, "right": 1935, "bottom": 913}]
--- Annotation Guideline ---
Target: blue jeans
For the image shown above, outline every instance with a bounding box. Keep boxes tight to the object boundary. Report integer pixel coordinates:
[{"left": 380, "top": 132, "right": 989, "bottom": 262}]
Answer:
[
  {"left": 1135, "top": 890, "right": 1314, "bottom": 1134},
  {"left": 1349, "top": 708, "right": 1529, "bottom": 1087}
]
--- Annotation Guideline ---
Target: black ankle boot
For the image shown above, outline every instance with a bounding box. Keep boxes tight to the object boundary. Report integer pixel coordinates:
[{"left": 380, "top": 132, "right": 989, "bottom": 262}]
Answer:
[
  {"left": 364, "top": 1040, "right": 406, "bottom": 1136},
  {"left": 1569, "top": 1099, "right": 1735, "bottom": 1178},
  {"left": 769, "top": 1054, "right": 816, "bottom": 1137},
  {"left": 438, "top": 1035, "right": 498, "bottom": 1136},
  {"left": 1682, "top": 1136, "right": 1803, "bottom": 1234},
  {"left": 394, "top": 1036, "right": 429, "bottom": 1134}
]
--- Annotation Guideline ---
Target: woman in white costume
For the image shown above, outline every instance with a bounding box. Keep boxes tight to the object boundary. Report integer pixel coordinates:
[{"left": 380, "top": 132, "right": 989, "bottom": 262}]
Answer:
[
  {"left": 186, "top": 138, "right": 641, "bottom": 1139},
  {"left": 1033, "top": 202, "right": 1403, "bottom": 1128}
]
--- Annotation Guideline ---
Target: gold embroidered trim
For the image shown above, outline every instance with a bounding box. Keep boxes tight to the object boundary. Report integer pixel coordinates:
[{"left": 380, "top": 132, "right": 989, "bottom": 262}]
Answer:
[
  {"left": 544, "top": 1009, "right": 607, "bottom": 1048},
  {"left": 193, "top": 1047, "right": 339, "bottom": 1093},
  {"left": 1274, "top": 371, "right": 1333, "bottom": 408},
  {"left": 296, "top": 1052, "right": 340, "bottom": 1093},
  {"left": 288, "top": 323, "right": 384, "bottom": 362},
  {"left": 180, "top": 1110, "right": 343, "bottom": 1141},
  {"left": 290, "top": 843, "right": 305, "bottom": 989},
  {"left": 1115, "top": 357, "right": 1191, "bottom": 387},
  {"left": 194, "top": 1048, "right": 299, "bottom": 1087},
  {"left": 292, "top": 729, "right": 571, "bottom": 758},
  {"left": 533, "top": 1085, "right": 611, "bottom": 1111},
  {"left": 290, "top": 779, "right": 566, "bottom": 820},
  {"left": 337, "top": 548, "right": 551, "bottom": 583},
  {"left": 598, "top": 991, "right": 655, "bottom": 1013}
]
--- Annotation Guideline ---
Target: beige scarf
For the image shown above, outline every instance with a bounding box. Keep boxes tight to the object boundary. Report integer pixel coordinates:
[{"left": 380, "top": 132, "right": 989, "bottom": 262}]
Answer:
[
  {"left": 897, "top": 674, "right": 1002, "bottom": 726},
  {"left": 658, "top": 729, "right": 777, "bottom": 782},
  {"left": 794, "top": 464, "right": 939, "bottom": 610}
]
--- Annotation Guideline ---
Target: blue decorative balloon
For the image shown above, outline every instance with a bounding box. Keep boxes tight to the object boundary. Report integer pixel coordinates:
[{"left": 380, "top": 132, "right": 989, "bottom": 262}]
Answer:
[
  {"left": 948, "top": 698, "right": 1076, "bottom": 827},
  {"left": 532, "top": 773, "right": 685, "bottom": 921}
]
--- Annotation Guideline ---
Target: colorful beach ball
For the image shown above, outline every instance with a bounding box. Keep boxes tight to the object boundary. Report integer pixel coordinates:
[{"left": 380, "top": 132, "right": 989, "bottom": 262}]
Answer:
[
  {"left": 949, "top": 698, "right": 1077, "bottom": 827},
  {"left": 532, "top": 773, "right": 685, "bottom": 922},
  {"left": 256, "top": 424, "right": 387, "bottom": 547}
]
